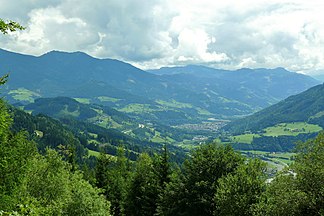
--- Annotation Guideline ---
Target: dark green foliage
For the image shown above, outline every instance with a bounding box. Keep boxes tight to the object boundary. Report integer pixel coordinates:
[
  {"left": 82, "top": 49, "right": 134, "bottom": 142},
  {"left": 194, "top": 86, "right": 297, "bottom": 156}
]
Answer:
[
  {"left": 10, "top": 108, "right": 88, "bottom": 165},
  {"left": 124, "top": 146, "right": 172, "bottom": 216},
  {"left": 26, "top": 97, "right": 98, "bottom": 120},
  {"left": 96, "top": 148, "right": 130, "bottom": 216},
  {"left": 231, "top": 132, "right": 318, "bottom": 152},
  {"left": 225, "top": 83, "right": 324, "bottom": 134},
  {"left": 0, "top": 74, "right": 8, "bottom": 85},
  {"left": 158, "top": 144, "right": 244, "bottom": 216},
  {"left": 153, "top": 145, "right": 171, "bottom": 189},
  {"left": 254, "top": 132, "right": 324, "bottom": 216},
  {"left": 23, "top": 96, "right": 188, "bottom": 162},
  {"left": 124, "top": 153, "right": 159, "bottom": 216}
]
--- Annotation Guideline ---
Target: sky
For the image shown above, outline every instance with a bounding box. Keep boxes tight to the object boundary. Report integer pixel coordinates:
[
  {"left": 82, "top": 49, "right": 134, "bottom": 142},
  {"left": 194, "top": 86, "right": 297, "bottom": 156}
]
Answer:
[{"left": 1, "top": 0, "right": 324, "bottom": 75}]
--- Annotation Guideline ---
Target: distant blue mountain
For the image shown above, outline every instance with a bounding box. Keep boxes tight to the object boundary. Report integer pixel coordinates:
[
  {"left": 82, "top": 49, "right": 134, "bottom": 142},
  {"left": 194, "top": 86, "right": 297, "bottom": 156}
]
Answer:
[
  {"left": 149, "top": 65, "right": 320, "bottom": 110},
  {"left": 1, "top": 49, "right": 320, "bottom": 122}
]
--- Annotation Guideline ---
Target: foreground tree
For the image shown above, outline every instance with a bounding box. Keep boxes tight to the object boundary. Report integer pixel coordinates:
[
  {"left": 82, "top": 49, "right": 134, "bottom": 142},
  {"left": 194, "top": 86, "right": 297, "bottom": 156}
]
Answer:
[
  {"left": 254, "top": 132, "right": 324, "bottom": 216},
  {"left": 214, "top": 159, "right": 267, "bottom": 216},
  {"left": 22, "top": 149, "right": 110, "bottom": 215},
  {"left": 0, "top": 20, "right": 110, "bottom": 214},
  {"left": 124, "top": 153, "right": 159, "bottom": 216},
  {"left": 158, "top": 144, "right": 244, "bottom": 216},
  {"left": 0, "top": 100, "right": 37, "bottom": 210},
  {"left": 96, "top": 147, "right": 130, "bottom": 216}
]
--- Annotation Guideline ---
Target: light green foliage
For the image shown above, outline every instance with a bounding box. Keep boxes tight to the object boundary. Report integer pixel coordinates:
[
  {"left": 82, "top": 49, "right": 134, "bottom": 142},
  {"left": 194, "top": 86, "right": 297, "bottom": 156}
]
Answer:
[
  {"left": 88, "top": 149, "right": 101, "bottom": 157},
  {"left": 156, "top": 99, "right": 193, "bottom": 109},
  {"left": 230, "top": 133, "right": 261, "bottom": 144},
  {"left": 97, "top": 96, "right": 121, "bottom": 102},
  {"left": 196, "top": 107, "right": 213, "bottom": 116},
  {"left": 263, "top": 122, "right": 322, "bottom": 136},
  {"left": 21, "top": 149, "right": 110, "bottom": 215},
  {"left": 119, "top": 103, "right": 154, "bottom": 113},
  {"left": 253, "top": 174, "right": 308, "bottom": 216},
  {"left": 215, "top": 159, "right": 267, "bottom": 216},
  {"left": 0, "top": 99, "right": 37, "bottom": 209},
  {"left": 23, "top": 150, "right": 73, "bottom": 214},
  {"left": 0, "top": 19, "right": 25, "bottom": 34},
  {"left": 62, "top": 171, "right": 110, "bottom": 215},
  {"left": 74, "top": 97, "right": 91, "bottom": 104},
  {"left": 0, "top": 99, "right": 12, "bottom": 140},
  {"left": 241, "top": 150, "right": 295, "bottom": 166},
  {"left": 8, "top": 88, "right": 40, "bottom": 103}
]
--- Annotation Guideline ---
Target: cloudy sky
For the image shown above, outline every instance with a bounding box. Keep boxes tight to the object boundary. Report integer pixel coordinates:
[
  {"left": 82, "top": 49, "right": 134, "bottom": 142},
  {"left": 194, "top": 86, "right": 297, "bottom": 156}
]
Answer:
[{"left": 1, "top": 0, "right": 324, "bottom": 74}]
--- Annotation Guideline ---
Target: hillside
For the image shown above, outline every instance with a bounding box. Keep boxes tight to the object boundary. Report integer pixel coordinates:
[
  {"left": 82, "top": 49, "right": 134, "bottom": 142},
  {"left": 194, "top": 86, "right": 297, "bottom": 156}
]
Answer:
[
  {"left": 23, "top": 97, "right": 198, "bottom": 146},
  {"left": 224, "top": 83, "right": 324, "bottom": 134},
  {"left": 1, "top": 49, "right": 320, "bottom": 123},
  {"left": 10, "top": 101, "right": 187, "bottom": 163},
  {"left": 149, "top": 65, "right": 319, "bottom": 105}
]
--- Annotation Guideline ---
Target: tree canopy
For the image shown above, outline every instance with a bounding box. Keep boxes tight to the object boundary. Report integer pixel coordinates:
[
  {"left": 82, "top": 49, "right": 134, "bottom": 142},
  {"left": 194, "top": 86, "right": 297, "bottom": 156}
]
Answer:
[{"left": 0, "top": 19, "right": 25, "bottom": 34}]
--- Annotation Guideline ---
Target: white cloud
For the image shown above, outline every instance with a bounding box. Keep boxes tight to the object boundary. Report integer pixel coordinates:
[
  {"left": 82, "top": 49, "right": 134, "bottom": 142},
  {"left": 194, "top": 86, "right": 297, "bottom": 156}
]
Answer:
[{"left": 1, "top": 0, "right": 324, "bottom": 74}]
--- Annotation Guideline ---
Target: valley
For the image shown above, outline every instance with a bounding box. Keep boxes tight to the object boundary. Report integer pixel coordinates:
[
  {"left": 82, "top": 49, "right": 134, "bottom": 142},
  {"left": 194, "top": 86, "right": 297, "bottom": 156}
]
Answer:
[{"left": 2, "top": 49, "right": 324, "bottom": 171}]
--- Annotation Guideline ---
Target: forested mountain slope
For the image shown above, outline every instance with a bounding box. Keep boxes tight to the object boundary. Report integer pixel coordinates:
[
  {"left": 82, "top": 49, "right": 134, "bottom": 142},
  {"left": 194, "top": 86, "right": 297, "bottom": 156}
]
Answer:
[
  {"left": 1, "top": 49, "right": 320, "bottom": 120},
  {"left": 224, "top": 83, "right": 324, "bottom": 134}
]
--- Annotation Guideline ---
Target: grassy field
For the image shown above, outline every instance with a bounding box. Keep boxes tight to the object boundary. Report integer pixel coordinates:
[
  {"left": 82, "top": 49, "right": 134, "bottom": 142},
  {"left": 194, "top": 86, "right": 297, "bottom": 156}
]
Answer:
[
  {"left": 176, "top": 139, "right": 199, "bottom": 150},
  {"left": 88, "top": 149, "right": 101, "bottom": 157},
  {"left": 196, "top": 107, "right": 213, "bottom": 116},
  {"left": 119, "top": 103, "right": 156, "bottom": 114},
  {"left": 97, "top": 96, "right": 121, "bottom": 103},
  {"left": 220, "top": 122, "right": 322, "bottom": 145},
  {"left": 264, "top": 122, "right": 322, "bottom": 136},
  {"left": 241, "top": 150, "right": 296, "bottom": 166},
  {"left": 150, "top": 131, "right": 175, "bottom": 143},
  {"left": 156, "top": 99, "right": 193, "bottom": 109},
  {"left": 74, "top": 97, "right": 91, "bottom": 104},
  {"left": 230, "top": 134, "right": 261, "bottom": 144},
  {"left": 9, "top": 88, "right": 40, "bottom": 103}
]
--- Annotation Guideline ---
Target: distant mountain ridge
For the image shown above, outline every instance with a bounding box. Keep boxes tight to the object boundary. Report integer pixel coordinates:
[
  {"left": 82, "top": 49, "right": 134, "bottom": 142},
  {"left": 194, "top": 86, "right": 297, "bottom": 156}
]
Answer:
[
  {"left": 1, "top": 49, "right": 320, "bottom": 122},
  {"left": 149, "top": 65, "right": 318, "bottom": 100}
]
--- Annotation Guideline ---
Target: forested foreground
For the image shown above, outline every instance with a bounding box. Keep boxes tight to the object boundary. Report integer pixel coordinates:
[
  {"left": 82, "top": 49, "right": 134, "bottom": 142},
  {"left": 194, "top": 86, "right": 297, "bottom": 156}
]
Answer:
[{"left": 0, "top": 92, "right": 323, "bottom": 215}]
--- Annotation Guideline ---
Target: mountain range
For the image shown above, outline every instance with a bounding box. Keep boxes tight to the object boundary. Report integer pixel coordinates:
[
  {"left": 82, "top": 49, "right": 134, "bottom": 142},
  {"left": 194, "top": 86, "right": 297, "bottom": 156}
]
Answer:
[{"left": 1, "top": 49, "right": 320, "bottom": 124}]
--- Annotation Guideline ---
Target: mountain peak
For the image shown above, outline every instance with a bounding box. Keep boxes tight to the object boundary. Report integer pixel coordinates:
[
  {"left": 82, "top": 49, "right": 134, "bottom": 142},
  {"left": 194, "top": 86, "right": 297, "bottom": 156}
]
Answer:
[{"left": 40, "top": 50, "right": 94, "bottom": 59}]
